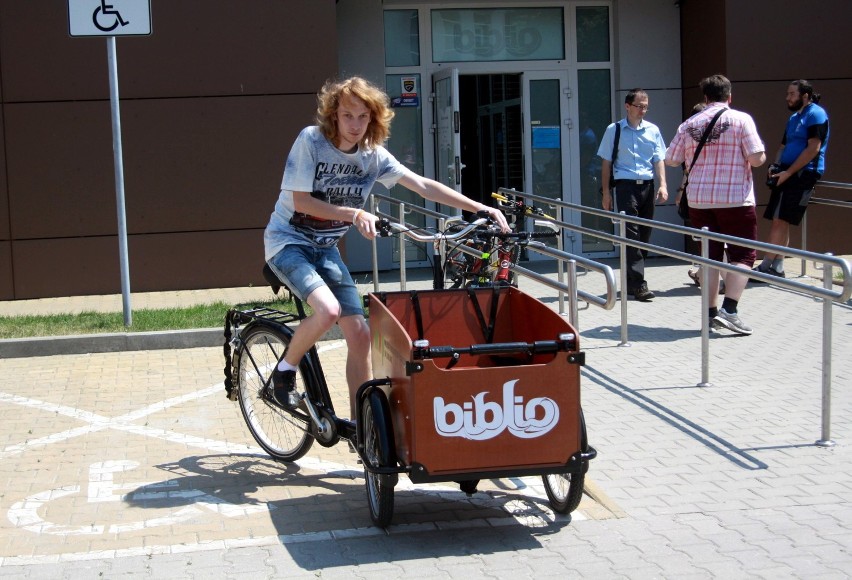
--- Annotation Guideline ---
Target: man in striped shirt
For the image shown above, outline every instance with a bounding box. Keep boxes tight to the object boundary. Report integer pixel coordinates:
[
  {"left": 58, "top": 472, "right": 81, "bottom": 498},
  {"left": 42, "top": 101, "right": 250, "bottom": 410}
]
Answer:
[{"left": 665, "top": 74, "right": 766, "bottom": 335}]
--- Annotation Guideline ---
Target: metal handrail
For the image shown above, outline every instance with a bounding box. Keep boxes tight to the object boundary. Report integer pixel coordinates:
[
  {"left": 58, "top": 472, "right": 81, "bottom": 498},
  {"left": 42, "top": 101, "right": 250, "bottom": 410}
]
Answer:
[
  {"left": 494, "top": 187, "right": 851, "bottom": 303},
  {"left": 800, "top": 181, "right": 852, "bottom": 275}
]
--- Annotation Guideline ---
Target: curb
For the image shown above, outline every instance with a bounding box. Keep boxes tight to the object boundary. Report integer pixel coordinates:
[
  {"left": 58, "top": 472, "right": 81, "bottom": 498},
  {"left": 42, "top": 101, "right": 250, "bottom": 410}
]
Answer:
[{"left": 0, "top": 325, "right": 345, "bottom": 359}]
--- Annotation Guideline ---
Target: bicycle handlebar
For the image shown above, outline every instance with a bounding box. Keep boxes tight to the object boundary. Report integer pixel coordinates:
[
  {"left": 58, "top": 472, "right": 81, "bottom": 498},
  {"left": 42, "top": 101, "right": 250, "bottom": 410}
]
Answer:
[
  {"left": 377, "top": 212, "right": 493, "bottom": 242},
  {"left": 377, "top": 213, "right": 558, "bottom": 244},
  {"left": 491, "top": 191, "right": 556, "bottom": 220}
]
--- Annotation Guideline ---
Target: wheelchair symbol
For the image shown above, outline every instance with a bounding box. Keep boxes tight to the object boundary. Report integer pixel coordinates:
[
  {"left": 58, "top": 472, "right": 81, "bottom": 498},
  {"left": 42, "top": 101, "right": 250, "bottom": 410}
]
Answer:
[
  {"left": 93, "top": 0, "right": 129, "bottom": 32},
  {"left": 7, "top": 460, "right": 274, "bottom": 536}
]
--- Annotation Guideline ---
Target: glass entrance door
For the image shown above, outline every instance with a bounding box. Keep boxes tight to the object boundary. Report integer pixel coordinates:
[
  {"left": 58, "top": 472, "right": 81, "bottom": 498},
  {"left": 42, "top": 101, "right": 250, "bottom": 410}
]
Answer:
[
  {"left": 433, "top": 68, "right": 462, "bottom": 216},
  {"left": 522, "top": 70, "right": 574, "bottom": 255}
]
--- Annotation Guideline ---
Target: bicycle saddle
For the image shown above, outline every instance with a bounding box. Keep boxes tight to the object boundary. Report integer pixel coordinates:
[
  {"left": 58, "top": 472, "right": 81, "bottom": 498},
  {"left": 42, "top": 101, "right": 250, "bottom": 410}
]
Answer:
[{"left": 262, "top": 263, "right": 285, "bottom": 295}]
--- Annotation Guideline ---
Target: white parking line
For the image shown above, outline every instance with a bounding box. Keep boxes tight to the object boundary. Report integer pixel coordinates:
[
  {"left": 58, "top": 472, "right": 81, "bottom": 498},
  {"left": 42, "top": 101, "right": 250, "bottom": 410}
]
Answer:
[{"left": 1, "top": 338, "right": 584, "bottom": 564}]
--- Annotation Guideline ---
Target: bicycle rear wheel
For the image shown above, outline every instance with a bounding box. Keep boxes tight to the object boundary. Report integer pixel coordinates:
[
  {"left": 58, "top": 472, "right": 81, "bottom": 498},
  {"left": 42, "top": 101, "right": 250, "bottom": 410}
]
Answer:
[{"left": 236, "top": 324, "right": 313, "bottom": 462}]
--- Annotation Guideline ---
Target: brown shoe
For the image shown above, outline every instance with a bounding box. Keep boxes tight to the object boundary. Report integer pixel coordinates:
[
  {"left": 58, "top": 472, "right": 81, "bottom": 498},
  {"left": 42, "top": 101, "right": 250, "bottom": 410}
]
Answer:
[{"left": 629, "top": 282, "right": 655, "bottom": 301}]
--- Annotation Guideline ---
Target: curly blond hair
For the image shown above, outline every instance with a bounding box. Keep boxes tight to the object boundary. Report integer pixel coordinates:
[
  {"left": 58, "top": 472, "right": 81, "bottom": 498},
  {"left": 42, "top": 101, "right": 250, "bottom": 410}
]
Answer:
[{"left": 316, "top": 76, "right": 395, "bottom": 149}]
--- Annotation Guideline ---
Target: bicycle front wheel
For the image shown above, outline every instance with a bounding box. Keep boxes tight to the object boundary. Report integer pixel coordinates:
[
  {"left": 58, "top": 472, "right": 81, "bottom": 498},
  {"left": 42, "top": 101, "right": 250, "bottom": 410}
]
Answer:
[
  {"left": 237, "top": 325, "right": 313, "bottom": 462},
  {"left": 362, "top": 390, "right": 395, "bottom": 527},
  {"left": 542, "top": 409, "right": 589, "bottom": 514},
  {"left": 542, "top": 470, "right": 585, "bottom": 514}
]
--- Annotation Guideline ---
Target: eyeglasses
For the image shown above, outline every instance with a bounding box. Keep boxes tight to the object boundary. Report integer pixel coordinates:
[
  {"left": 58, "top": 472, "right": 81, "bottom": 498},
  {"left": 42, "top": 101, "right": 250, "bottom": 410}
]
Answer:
[{"left": 628, "top": 103, "right": 649, "bottom": 111}]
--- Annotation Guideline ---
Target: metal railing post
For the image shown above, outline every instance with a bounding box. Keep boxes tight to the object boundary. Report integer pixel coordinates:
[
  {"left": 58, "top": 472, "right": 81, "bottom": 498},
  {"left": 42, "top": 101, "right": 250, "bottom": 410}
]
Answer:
[
  {"left": 567, "top": 259, "right": 579, "bottom": 328},
  {"left": 557, "top": 204, "right": 566, "bottom": 316},
  {"left": 371, "top": 196, "right": 380, "bottom": 292},
  {"left": 800, "top": 212, "right": 808, "bottom": 277},
  {"left": 816, "top": 257, "right": 836, "bottom": 447},
  {"left": 699, "top": 228, "right": 712, "bottom": 387},
  {"left": 398, "top": 202, "right": 407, "bottom": 290},
  {"left": 617, "top": 211, "right": 630, "bottom": 347}
]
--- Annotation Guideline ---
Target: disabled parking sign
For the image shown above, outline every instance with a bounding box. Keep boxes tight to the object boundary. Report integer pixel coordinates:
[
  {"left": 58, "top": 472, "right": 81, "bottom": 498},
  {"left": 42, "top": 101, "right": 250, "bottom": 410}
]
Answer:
[{"left": 68, "top": 0, "right": 152, "bottom": 37}]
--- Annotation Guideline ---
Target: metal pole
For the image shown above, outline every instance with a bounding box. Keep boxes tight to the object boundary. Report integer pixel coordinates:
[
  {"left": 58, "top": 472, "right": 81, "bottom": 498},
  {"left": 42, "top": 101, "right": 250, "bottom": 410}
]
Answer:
[
  {"left": 557, "top": 205, "right": 566, "bottom": 316},
  {"left": 816, "top": 258, "right": 835, "bottom": 447},
  {"left": 371, "top": 196, "right": 380, "bottom": 292},
  {"left": 107, "top": 36, "right": 132, "bottom": 327},
  {"left": 699, "top": 228, "right": 712, "bottom": 387},
  {"left": 398, "top": 202, "right": 407, "bottom": 290},
  {"left": 567, "top": 259, "right": 579, "bottom": 329},
  {"left": 617, "top": 212, "right": 630, "bottom": 346},
  {"left": 800, "top": 212, "right": 808, "bottom": 277}
]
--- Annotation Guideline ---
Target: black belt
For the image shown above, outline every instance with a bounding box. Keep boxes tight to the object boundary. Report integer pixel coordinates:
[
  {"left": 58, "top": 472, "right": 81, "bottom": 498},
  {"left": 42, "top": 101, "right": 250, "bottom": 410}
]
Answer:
[{"left": 615, "top": 179, "right": 654, "bottom": 185}]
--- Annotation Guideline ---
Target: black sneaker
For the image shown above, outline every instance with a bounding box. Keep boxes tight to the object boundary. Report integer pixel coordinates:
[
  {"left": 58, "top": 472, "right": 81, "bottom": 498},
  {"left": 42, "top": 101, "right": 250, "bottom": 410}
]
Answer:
[
  {"left": 751, "top": 265, "right": 785, "bottom": 283},
  {"left": 630, "top": 282, "right": 655, "bottom": 301},
  {"left": 269, "top": 368, "right": 299, "bottom": 409}
]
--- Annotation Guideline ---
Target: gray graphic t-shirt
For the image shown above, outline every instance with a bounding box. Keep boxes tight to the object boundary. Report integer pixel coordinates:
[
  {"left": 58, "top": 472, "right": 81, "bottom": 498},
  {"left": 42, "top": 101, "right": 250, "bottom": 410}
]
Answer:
[{"left": 264, "top": 126, "right": 406, "bottom": 261}]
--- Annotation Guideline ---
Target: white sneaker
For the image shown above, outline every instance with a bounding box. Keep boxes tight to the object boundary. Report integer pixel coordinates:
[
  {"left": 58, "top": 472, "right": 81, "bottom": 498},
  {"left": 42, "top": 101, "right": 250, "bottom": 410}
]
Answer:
[{"left": 713, "top": 308, "right": 753, "bottom": 335}]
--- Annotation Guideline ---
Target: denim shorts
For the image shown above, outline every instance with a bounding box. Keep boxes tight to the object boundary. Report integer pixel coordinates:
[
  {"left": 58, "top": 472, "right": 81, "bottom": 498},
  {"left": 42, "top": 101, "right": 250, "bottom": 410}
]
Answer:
[{"left": 267, "top": 244, "right": 363, "bottom": 317}]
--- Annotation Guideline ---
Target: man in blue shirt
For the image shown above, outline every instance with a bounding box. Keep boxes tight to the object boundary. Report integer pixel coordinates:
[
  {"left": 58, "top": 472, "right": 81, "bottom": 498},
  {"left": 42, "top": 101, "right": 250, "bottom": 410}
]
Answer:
[
  {"left": 755, "top": 79, "right": 829, "bottom": 278},
  {"left": 597, "top": 88, "right": 669, "bottom": 301}
]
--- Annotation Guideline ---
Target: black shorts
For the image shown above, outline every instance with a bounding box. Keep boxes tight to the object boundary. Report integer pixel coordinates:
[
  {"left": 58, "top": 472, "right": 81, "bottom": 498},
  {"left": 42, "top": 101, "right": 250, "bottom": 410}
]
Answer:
[{"left": 764, "top": 170, "right": 819, "bottom": 226}]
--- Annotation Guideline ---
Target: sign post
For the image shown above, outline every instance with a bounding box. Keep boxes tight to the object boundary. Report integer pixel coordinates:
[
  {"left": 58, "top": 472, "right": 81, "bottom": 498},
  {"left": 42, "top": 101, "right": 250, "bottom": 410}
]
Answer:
[{"left": 67, "top": 1, "right": 151, "bottom": 326}]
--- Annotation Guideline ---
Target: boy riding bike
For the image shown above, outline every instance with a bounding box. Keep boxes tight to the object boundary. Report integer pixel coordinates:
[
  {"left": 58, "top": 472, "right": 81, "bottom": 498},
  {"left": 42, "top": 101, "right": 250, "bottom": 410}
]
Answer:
[{"left": 264, "top": 76, "right": 509, "bottom": 418}]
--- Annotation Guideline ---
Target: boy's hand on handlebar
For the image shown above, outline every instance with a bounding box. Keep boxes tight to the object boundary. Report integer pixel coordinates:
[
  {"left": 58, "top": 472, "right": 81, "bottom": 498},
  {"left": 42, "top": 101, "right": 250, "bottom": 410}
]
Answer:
[
  {"left": 353, "top": 209, "right": 378, "bottom": 239},
  {"left": 482, "top": 206, "right": 511, "bottom": 232}
]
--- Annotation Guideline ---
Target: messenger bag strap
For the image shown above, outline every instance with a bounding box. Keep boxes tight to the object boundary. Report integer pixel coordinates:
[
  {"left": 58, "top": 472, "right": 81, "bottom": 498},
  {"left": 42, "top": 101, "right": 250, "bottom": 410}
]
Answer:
[
  {"left": 686, "top": 108, "right": 726, "bottom": 178},
  {"left": 609, "top": 121, "right": 621, "bottom": 184}
]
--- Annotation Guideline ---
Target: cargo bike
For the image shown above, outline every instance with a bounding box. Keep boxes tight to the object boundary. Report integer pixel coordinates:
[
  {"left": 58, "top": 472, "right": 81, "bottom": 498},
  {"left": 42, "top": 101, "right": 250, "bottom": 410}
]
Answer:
[{"left": 223, "top": 216, "right": 596, "bottom": 527}]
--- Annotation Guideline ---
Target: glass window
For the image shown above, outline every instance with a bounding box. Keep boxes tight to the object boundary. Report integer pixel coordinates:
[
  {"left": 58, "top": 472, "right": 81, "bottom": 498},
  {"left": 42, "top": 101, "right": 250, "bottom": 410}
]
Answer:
[
  {"left": 576, "top": 6, "right": 610, "bottom": 62},
  {"left": 431, "top": 8, "right": 564, "bottom": 63},
  {"left": 529, "top": 79, "right": 563, "bottom": 201},
  {"left": 578, "top": 69, "right": 613, "bottom": 253},
  {"left": 384, "top": 10, "right": 420, "bottom": 67}
]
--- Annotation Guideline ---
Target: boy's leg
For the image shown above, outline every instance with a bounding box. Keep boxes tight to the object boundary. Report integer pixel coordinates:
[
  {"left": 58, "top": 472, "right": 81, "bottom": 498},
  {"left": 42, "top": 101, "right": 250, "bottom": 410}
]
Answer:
[
  {"left": 283, "top": 286, "right": 342, "bottom": 366},
  {"left": 338, "top": 315, "right": 372, "bottom": 419}
]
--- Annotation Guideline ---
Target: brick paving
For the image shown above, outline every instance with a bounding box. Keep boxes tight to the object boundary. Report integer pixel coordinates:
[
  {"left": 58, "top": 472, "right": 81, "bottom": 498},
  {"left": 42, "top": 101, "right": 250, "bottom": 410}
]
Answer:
[{"left": 0, "top": 257, "right": 850, "bottom": 578}]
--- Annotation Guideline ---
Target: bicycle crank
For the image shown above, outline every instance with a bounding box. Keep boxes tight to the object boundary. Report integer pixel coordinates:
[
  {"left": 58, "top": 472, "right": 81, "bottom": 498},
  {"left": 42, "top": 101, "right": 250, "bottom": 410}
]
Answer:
[{"left": 301, "top": 395, "right": 340, "bottom": 447}]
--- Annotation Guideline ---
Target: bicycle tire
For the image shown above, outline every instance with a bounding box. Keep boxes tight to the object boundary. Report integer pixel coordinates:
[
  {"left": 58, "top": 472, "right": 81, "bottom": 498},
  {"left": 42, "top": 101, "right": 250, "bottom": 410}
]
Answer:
[
  {"left": 362, "top": 390, "right": 395, "bottom": 527},
  {"left": 542, "top": 409, "right": 589, "bottom": 514},
  {"left": 236, "top": 324, "right": 314, "bottom": 462},
  {"left": 542, "top": 470, "right": 585, "bottom": 514}
]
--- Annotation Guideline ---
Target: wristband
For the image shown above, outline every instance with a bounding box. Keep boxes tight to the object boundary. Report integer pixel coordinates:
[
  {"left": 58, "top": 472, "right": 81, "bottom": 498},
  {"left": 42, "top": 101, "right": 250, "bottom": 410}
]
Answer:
[{"left": 354, "top": 209, "right": 364, "bottom": 223}]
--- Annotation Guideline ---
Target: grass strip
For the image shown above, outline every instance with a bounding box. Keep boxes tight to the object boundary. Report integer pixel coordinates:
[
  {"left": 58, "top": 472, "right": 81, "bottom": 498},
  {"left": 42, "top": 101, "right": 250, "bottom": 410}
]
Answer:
[{"left": 0, "top": 298, "right": 302, "bottom": 339}]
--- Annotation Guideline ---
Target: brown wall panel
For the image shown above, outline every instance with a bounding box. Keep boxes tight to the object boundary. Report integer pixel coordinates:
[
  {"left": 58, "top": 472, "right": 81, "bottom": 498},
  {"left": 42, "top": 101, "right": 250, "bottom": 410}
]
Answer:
[
  {"left": 13, "top": 237, "right": 121, "bottom": 298},
  {"left": 0, "top": 0, "right": 339, "bottom": 299},
  {"left": 0, "top": 0, "right": 337, "bottom": 102},
  {"left": 119, "top": 94, "right": 316, "bottom": 233},
  {"left": 679, "top": 0, "right": 726, "bottom": 113},
  {"left": 0, "top": 104, "right": 8, "bottom": 240},
  {"left": 0, "top": 242, "right": 12, "bottom": 300},
  {"left": 725, "top": 0, "right": 852, "bottom": 81},
  {"left": 127, "top": 230, "right": 266, "bottom": 292},
  {"left": 13, "top": 229, "right": 265, "bottom": 299},
  {"left": 0, "top": 2, "right": 105, "bottom": 102},
  {"left": 5, "top": 101, "right": 117, "bottom": 239},
  {"left": 5, "top": 94, "right": 315, "bottom": 240},
  {"left": 679, "top": 0, "right": 851, "bottom": 256}
]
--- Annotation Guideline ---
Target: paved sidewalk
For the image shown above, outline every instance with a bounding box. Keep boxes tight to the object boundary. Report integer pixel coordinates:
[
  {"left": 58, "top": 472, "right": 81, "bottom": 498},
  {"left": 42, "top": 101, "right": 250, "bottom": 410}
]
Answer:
[{"left": 0, "top": 257, "right": 850, "bottom": 578}]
